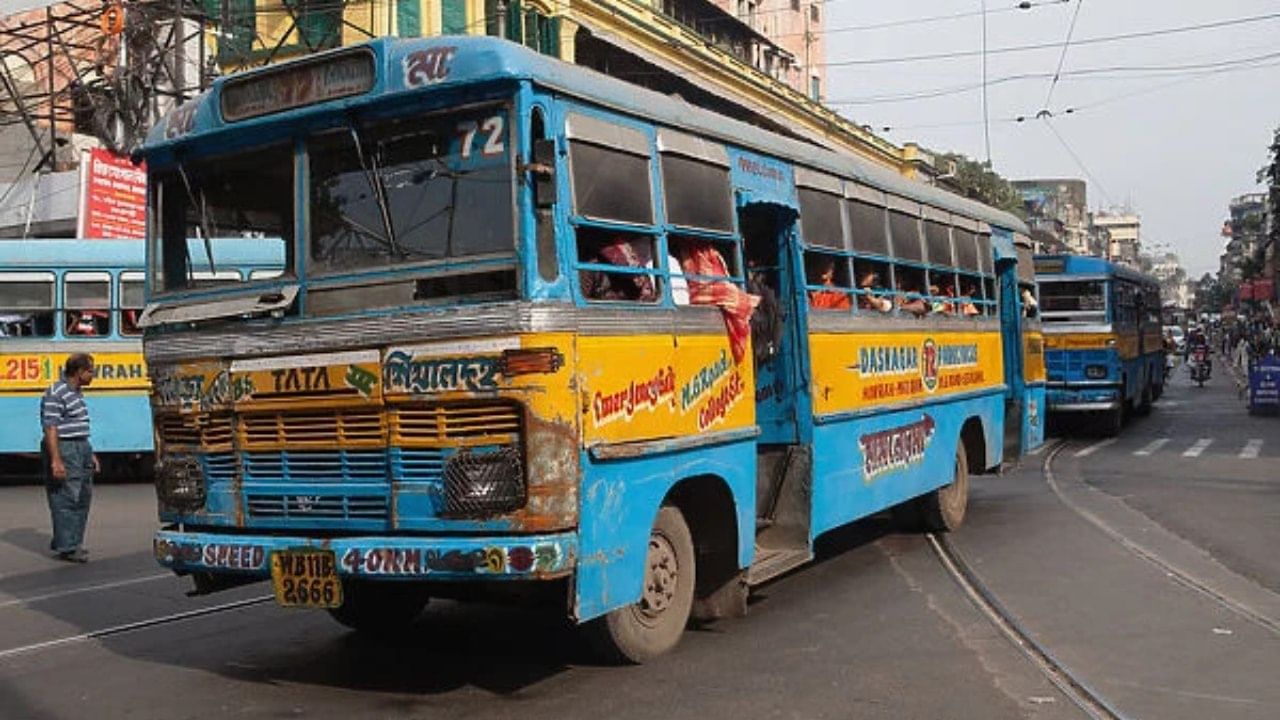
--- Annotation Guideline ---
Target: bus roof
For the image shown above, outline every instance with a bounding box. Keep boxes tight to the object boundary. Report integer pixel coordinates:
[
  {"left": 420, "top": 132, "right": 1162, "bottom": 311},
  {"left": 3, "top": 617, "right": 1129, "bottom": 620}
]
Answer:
[
  {"left": 0, "top": 239, "right": 144, "bottom": 268},
  {"left": 0, "top": 238, "right": 282, "bottom": 270},
  {"left": 1033, "top": 254, "right": 1158, "bottom": 286},
  {"left": 142, "top": 35, "right": 1028, "bottom": 237}
]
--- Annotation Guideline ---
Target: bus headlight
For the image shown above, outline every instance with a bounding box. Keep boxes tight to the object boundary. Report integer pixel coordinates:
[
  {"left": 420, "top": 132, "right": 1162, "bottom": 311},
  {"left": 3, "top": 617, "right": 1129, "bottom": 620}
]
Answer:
[
  {"left": 443, "top": 447, "right": 525, "bottom": 516},
  {"left": 156, "top": 454, "right": 206, "bottom": 511},
  {"left": 1085, "top": 364, "right": 1109, "bottom": 379}
]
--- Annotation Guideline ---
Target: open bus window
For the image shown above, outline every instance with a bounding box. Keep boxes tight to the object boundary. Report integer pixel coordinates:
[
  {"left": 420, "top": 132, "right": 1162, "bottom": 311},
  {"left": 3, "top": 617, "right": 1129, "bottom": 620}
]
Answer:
[
  {"left": 0, "top": 272, "right": 55, "bottom": 337},
  {"left": 670, "top": 234, "right": 740, "bottom": 307},
  {"left": 576, "top": 227, "right": 660, "bottom": 303},
  {"left": 120, "top": 272, "right": 144, "bottom": 336},
  {"left": 152, "top": 143, "right": 293, "bottom": 293},
  {"left": 64, "top": 273, "right": 111, "bottom": 336},
  {"left": 852, "top": 259, "right": 892, "bottom": 313},
  {"left": 804, "top": 250, "right": 852, "bottom": 312},
  {"left": 894, "top": 265, "right": 929, "bottom": 317},
  {"left": 309, "top": 106, "right": 515, "bottom": 275},
  {"left": 928, "top": 270, "right": 959, "bottom": 315},
  {"left": 1039, "top": 280, "right": 1105, "bottom": 321},
  {"left": 956, "top": 274, "right": 984, "bottom": 318},
  {"left": 981, "top": 277, "right": 998, "bottom": 316}
]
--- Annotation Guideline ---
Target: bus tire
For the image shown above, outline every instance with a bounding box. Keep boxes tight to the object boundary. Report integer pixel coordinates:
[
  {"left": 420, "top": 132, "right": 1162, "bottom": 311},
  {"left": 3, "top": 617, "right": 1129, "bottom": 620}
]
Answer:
[
  {"left": 327, "top": 581, "right": 429, "bottom": 635},
  {"left": 921, "top": 442, "right": 969, "bottom": 533},
  {"left": 585, "top": 506, "right": 695, "bottom": 664},
  {"left": 1102, "top": 407, "right": 1123, "bottom": 437},
  {"left": 1135, "top": 384, "right": 1153, "bottom": 416}
]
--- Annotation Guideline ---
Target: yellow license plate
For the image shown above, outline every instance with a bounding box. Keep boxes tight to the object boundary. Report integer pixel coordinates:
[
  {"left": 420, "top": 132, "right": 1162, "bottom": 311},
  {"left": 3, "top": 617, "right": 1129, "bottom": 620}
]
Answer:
[{"left": 270, "top": 549, "right": 343, "bottom": 608}]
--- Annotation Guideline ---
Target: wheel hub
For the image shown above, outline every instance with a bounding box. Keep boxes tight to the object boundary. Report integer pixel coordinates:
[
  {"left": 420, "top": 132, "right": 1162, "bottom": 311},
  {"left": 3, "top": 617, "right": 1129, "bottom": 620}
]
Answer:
[{"left": 639, "top": 533, "right": 678, "bottom": 619}]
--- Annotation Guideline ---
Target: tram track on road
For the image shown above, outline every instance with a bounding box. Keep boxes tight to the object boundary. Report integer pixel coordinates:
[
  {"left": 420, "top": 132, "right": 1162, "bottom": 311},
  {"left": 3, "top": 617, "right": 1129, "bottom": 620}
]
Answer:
[
  {"left": 1043, "top": 441, "right": 1280, "bottom": 637},
  {"left": 0, "top": 594, "right": 273, "bottom": 661},
  {"left": 927, "top": 527, "right": 1131, "bottom": 720}
]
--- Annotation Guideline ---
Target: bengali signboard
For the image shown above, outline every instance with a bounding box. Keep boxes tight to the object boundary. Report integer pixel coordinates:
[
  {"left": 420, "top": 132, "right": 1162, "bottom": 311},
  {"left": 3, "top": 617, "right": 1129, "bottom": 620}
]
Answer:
[{"left": 76, "top": 148, "right": 146, "bottom": 239}]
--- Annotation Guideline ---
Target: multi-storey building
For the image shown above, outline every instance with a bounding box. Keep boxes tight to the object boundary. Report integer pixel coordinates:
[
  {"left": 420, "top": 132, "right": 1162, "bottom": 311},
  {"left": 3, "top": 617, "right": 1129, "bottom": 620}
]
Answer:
[
  {"left": 1092, "top": 211, "right": 1141, "bottom": 267},
  {"left": 0, "top": 0, "right": 949, "bottom": 237},
  {"left": 1013, "top": 179, "right": 1088, "bottom": 255}
]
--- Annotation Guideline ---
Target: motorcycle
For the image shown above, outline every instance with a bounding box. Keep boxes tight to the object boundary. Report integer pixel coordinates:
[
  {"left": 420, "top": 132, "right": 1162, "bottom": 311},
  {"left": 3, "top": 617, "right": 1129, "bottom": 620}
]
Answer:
[{"left": 1188, "top": 346, "right": 1211, "bottom": 387}]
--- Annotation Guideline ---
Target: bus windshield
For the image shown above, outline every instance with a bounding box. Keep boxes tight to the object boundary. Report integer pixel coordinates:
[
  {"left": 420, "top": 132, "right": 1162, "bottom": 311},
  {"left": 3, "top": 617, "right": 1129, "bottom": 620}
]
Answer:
[
  {"left": 307, "top": 104, "right": 515, "bottom": 275},
  {"left": 152, "top": 143, "right": 294, "bottom": 293},
  {"left": 1039, "top": 279, "right": 1106, "bottom": 321}
]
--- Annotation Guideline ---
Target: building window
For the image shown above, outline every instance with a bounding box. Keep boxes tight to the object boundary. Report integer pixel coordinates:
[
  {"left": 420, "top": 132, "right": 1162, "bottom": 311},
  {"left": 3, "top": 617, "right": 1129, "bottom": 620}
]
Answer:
[
  {"left": 810, "top": 4, "right": 819, "bottom": 23},
  {"left": 810, "top": 75, "right": 820, "bottom": 101},
  {"left": 215, "top": 0, "right": 256, "bottom": 63},
  {"left": 791, "top": 0, "right": 800, "bottom": 11},
  {"left": 290, "top": 0, "right": 343, "bottom": 51},
  {"left": 440, "top": 0, "right": 465, "bottom": 35}
]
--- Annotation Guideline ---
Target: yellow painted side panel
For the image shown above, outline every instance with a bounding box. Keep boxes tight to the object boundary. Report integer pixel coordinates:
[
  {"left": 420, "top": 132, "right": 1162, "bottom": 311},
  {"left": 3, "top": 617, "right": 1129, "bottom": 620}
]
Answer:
[
  {"left": 0, "top": 352, "right": 148, "bottom": 392},
  {"left": 578, "top": 333, "right": 754, "bottom": 445},
  {"left": 1023, "top": 331, "right": 1046, "bottom": 384},
  {"left": 809, "top": 331, "right": 1004, "bottom": 416},
  {"left": 1044, "top": 331, "right": 1140, "bottom": 359}
]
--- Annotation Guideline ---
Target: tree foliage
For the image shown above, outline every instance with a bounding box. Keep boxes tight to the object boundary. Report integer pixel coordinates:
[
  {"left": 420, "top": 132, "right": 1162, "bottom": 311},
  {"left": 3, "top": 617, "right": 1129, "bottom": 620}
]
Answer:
[
  {"left": 935, "top": 152, "right": 1026, "bottom": 218},
  {"left": 1263, "top": 127, "right": 1280, "bottom": 259}
]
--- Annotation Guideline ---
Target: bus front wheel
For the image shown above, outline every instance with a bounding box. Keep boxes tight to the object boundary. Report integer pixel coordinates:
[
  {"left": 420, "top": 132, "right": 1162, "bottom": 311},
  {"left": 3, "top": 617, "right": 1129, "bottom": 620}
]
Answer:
[
  {"left": 327, "top": 581, "right": 429, "bottom": 635},
  {"left": 586, "top": 505, "right": 695, "bottom": 664}
]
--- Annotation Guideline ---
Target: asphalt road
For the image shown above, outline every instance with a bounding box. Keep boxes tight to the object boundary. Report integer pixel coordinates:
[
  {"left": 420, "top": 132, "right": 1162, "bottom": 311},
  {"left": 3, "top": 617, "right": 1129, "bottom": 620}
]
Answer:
[{"left": 0, "top": 355, "right": 1276, "bottom": 719}]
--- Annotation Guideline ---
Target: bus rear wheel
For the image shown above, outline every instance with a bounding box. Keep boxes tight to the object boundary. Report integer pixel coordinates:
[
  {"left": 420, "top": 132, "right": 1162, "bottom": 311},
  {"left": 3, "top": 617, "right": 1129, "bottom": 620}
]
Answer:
[
  {"left": 922, "top": 442, "right": 969, "bottom": 532},
  {"left": 585, "top": 506, "right": 695, "bottom": 664},
  {"left": 1101, "top": 406, "right": 1124, "bottom": 437},
  {"left": 327, "top": 581, "right": 429, "bottom": 635}
]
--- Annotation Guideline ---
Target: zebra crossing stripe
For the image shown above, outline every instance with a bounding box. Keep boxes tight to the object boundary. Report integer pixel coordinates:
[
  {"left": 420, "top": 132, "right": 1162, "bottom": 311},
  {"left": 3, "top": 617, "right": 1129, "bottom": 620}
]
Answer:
[
  {"left": 1240, "top": 439, "right": 1263, "bottom": 459},
  {"left": 1134, "top": 439, "right": 1170, "bottom": 456},
  {"left": 1183, "top": 438, "right": 1213, "bottom": 458},
  {"left": 1075, "top": 438, "right": 1117, "bottom": 458}
]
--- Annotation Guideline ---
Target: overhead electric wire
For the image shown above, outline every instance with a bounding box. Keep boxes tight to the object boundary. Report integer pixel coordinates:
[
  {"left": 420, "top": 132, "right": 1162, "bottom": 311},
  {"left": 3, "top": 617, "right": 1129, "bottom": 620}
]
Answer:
[
  {"left": 824, "top": 9, "right": 1280, "bottom": 67},
  {"left": 1040, "top": 117, "right": 1113, "bottom": 205},
  {"left": 1043, "top": 0, "right": 1084, "bottom": 109},
  {"left": 827, "top": 49, "right": 1280, "bottom": 105}
]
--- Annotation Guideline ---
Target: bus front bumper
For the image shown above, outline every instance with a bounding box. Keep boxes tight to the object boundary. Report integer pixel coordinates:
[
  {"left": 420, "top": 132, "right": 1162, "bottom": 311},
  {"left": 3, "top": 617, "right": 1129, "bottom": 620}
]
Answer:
[
  {"left": 1046, "top": 385, "right": 1121, "bottom": 413},
  {"left": 153, "top": 528, "right": 577, "bottom": 581}
]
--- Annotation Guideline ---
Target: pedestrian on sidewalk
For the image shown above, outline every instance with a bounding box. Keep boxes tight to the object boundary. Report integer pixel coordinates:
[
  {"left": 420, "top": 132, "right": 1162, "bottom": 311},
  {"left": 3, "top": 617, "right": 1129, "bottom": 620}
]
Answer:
[{"left": 40, "top": 353, "right": 99, "bottom": 563}]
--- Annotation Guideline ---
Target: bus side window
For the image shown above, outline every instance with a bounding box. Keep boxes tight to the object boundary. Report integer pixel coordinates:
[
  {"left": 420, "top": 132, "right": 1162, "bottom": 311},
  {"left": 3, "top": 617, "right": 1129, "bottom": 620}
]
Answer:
[
  {"left": 956, "top": 273, "right": 982, "bottom": 317},
  {"left": 576, "top": 226, "right": 660, "bottom": 303},
  {"left": 853, "top": 259, "right": 892, "bottom": 313},
  {"left": 64, "top": 273, "right": 112, "bottom": 337},
  {"left": 0, "top": 273, "right": 56, "bottom": 337},
  {"left": 982, "top": 276, "right": 998, "bottom": 316},
  {"left": 804, "top": 249, "right": 852, "bottom": 312},
  {"left": 120, "top": 273, "right": 145, "bottom": 336},
  {"left": 669, "top": 234, "right": 739, "bottom": 307},
  {"left": 895, "top": 265, "right": 929, "bottom": 317},
  {"left": 929, "top": 270, "right": 959, "bottom": 315}
]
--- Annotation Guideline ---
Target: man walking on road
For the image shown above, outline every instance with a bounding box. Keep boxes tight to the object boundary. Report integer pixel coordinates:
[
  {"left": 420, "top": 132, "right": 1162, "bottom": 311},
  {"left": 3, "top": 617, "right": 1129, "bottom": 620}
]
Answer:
[{"left": 41, "top": 353, "right": 99, "bottom": 563}]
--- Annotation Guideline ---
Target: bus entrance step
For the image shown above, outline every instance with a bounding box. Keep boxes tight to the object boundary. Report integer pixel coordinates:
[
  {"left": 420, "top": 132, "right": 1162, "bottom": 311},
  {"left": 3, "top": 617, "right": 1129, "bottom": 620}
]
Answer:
[{"left": 747, "top": 546, "right": 811, "bottom": 586}]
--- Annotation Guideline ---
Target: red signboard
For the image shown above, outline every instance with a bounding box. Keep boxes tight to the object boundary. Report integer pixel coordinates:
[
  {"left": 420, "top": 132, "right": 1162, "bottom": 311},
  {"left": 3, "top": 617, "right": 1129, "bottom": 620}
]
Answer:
[
  {"left": 1255, "top": 279, "right": 1275, "bottom": 301},
  {"left": 77, "top": 148, "right": 146, "bottom": 239}
]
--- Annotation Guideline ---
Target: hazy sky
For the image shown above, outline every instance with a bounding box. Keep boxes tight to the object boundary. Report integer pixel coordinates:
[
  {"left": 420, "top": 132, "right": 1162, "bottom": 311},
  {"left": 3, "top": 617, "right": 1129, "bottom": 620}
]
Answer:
[{"left": 824, "top": 0, "right": 1280, "bottom": 277}]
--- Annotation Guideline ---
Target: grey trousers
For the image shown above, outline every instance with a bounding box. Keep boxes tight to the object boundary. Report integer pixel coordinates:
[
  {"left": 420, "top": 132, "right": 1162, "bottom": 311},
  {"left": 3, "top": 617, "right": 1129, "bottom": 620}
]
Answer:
[{"left": 45, "top": 438, "right": 93, "bottom": 555}]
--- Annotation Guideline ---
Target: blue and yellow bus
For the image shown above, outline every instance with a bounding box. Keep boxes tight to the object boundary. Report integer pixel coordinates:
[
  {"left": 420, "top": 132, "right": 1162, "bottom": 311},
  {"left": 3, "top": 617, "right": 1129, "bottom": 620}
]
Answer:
[
  {"left": 140, "top": 36, "right": 1042, "bottom": 661},
  {"left": 1035, "top": 254, "right": 1165, "bottom": 435},
  {"left": 0, "top": 238, "right": 283, "bottom": 477}
]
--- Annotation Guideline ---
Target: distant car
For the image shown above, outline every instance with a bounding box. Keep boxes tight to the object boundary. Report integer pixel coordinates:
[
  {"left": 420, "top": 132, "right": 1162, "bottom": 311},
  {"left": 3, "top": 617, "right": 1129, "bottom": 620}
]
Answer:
[{"left": 1164, "top": 325, "right": 1186, "bottom": 353}]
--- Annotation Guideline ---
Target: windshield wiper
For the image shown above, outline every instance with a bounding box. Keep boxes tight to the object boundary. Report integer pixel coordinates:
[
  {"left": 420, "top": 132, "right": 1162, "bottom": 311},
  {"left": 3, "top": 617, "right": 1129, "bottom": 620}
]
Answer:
[
  {"left": 348, "top": 124, "right": 399, "bottom": 257},
  {"left": 176, "top": 162, "right": 217, "bottom": 279}
]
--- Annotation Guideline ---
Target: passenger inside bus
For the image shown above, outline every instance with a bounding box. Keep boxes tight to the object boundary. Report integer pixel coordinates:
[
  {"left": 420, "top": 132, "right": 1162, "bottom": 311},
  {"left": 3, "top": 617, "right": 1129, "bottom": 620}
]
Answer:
[
  {"left": 1021, "top": 287, "right": 1039, "bottom": 318},
  {"left": 579, "top": 234, "right": 658, "bottom": 302},
  {"left": 960, "top": 282, "right": 982, "bottom": 317},
  {"left": 65, "top": 310, "right": 108, "bottom": 336},
  {"left": 746, "top": 255, "right": 782, "bottom": 365},
  {"left": 677, "top": 240, "right": 759, "bottom": 363},
  {"left": 807, "top": 256, "right": 851, "bottom": 311},
  {"left": 856, "top": 269, "right": 893, "bottom": 313},
  {"left": 929, "top": 283, "right": 954, "bottom": 315},
  {"left": 896, "top": 273, "right": 929, "bottom": 317}
]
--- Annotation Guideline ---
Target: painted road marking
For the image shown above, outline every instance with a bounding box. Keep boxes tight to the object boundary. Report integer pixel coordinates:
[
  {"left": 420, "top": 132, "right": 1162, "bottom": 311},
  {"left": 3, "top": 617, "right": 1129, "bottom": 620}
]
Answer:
[
  {"left": 1134, "top": 439, "right": 1170, "bottom": 456},
  {"left": 1240, "top": 439, "right": 1263, "bottom": 459},
  {"left": 0, "top": 574, "right": 171, "bottom": 610},
  {"left": 1183, "top": 438, "right": 1213, "bottom": 458},
  {"left": 1074, "top": 438, "right": 1117, "bottom": 458}
]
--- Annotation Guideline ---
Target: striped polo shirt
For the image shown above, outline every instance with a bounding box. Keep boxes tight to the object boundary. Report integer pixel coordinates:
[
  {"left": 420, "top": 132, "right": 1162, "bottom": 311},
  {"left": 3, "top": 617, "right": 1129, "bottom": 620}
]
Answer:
[{"left": 41, "top": 378, "right": 91, "bottom": 440}]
